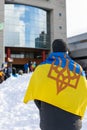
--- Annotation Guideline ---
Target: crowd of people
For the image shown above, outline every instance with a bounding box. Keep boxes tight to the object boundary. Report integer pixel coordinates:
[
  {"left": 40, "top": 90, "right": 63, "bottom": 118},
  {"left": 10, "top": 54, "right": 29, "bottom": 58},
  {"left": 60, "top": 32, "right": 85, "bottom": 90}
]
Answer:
[
  {"left": 24, "top": 61, "right": 37, "bottom": 73},
  {"left": 0, "top": 58, "right": 87, "bottom": 84},
  {"left": 0, "top": 62, "right": 17, "bottom": 84},
  {"left": 0, "top": 60, "right": 37, "bottom": 84}
]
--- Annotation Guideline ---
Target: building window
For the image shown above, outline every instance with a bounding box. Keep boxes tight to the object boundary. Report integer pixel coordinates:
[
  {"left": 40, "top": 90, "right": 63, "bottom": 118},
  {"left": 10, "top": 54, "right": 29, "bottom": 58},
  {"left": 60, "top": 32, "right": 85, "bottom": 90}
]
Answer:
[
  {"left": 4, "top": 4, "right": 50, "bottom": 49},
  {"left": 59, "top": 13, "right": 62, "bottom": 16},
  {"left": 59, "top": 26, "right": 62, "bottom": 30}
]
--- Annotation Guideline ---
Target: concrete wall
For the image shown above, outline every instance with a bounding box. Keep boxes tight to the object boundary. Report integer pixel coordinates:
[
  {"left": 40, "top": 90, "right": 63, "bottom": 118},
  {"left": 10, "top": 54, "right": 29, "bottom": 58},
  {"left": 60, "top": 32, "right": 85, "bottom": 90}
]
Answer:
[
  {"left": 0, "top": 0, "right": 4, "bottom": 66},
  {"left": 68, "top": 33, "right": 87, "bottom": 67},
  {"left": 68, "top": 33, "right": 87, "bottom": 51}
]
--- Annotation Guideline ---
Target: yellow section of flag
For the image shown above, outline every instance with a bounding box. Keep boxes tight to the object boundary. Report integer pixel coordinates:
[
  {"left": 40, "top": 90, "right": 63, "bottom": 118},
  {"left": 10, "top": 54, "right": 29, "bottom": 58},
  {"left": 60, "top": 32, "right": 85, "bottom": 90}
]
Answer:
[{"left": 23, "top": 64, "right": 87, "bottom": 117}]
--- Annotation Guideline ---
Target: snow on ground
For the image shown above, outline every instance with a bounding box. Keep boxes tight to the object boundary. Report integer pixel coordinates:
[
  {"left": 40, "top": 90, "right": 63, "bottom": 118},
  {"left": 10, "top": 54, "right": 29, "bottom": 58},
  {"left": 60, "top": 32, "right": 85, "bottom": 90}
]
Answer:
[{"left": 0, "top": 73, "right": 87, "bottom": 130}]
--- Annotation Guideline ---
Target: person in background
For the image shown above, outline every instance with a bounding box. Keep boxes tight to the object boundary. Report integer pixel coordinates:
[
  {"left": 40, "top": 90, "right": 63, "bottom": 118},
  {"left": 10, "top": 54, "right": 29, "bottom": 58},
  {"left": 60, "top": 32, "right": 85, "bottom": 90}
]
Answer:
[
  {"left": 12, "top": 67, "right": 18, "bottom": 77},
  {"left": 5, "top": 62, "right": 12, "bottom": 79},
  {"left": 32, "top": 61, "right": 37, "bottom": 71},
  {"left": 18, "top": 70, "right": 23, "bottom": 75},
  {"left": 28, "top": 61, "right": 33, "bottom": 72},
  {"left": 0, "top": 69, "right": 5, "bottom": 83},
  {"left": 24, "top": 63, "right": 29, "bottom": 73},
  {"left": 23, "top": 39, "right": 87, "bottom": 130}
]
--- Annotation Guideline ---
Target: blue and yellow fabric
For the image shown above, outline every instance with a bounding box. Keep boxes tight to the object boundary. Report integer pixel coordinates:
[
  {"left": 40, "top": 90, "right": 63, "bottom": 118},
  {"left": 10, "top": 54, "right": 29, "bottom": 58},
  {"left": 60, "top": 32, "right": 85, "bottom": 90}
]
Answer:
[{"left": 23, "top": 52, "right": 87, "bottom": 117}]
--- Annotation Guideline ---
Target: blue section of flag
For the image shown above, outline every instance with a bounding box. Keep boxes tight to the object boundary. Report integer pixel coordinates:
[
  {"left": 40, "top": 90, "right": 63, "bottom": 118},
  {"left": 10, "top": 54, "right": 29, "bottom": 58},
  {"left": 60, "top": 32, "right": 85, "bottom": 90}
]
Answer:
[{"left": 41, "top": 52, "right": 85, "bottom": 77}]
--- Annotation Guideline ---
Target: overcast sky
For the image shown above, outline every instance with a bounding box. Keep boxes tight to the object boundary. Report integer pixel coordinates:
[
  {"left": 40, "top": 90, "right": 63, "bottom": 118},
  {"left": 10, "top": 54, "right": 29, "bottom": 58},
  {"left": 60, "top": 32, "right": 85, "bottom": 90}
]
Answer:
[{"left": 66, "top": 0, "right": 87, "bottom": 37}]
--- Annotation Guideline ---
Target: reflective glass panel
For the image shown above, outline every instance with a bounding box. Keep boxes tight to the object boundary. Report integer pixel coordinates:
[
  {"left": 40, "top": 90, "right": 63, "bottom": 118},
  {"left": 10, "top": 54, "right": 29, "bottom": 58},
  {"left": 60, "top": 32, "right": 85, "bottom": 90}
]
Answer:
[{"left": 4, "top": 4, "right": 50, "bottom": 49}]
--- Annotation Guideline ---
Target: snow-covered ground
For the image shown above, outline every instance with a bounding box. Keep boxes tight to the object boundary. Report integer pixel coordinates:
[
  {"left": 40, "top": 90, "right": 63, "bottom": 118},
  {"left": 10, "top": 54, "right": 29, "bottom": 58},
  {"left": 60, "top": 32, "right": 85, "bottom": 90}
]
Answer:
[{"left": 0, "top": 73, "right": 87, "bottom": 130}]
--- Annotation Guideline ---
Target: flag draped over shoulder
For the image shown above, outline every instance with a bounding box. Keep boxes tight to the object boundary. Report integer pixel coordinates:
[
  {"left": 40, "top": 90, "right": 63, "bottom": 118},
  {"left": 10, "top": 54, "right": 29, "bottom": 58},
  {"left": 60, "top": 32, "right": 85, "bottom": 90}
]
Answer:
[{"left": 23, "top": 52, "right": 87, "bottom": 117}]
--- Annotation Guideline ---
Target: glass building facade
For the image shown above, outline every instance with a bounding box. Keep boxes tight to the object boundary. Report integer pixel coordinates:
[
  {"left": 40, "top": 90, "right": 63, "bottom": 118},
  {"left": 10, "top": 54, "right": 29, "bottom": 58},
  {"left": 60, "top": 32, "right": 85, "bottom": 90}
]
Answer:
[{"left": 4, "top": 4, "right": 50, "bottom": 49}]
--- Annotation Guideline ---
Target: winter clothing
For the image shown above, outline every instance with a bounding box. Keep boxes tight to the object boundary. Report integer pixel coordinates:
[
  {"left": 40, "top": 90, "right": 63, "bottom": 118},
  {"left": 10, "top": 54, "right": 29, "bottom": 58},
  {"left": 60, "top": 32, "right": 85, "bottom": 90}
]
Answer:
[
  {"left": 23, "top": 39, "right": 87, "bottom": 130},
  {"left": 34, "top": 100, "right": 82, "bottom": 130},
  {"left": 24, "top": 52, "right": 87, "bottom": 117},
  {"left": 12, "top": 67, "right": 18, "bottom": 77},
  {"left": 52, "top": 39, "right": 68, "bottom": 52},
  {"left": 24, "top": 63, "right": 29, "bottom": 73},
  {"left": 0, "top": 71, "right": 5, "bottom": 83},
  {"left": 5, "top": 66, "right": 12, "bottom": 79}
]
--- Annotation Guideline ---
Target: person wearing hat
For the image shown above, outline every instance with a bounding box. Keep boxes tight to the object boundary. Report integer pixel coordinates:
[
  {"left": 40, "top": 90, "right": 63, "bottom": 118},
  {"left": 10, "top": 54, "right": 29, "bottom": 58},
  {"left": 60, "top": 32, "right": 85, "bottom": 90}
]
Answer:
[
  {"left": 0, "top": 70, "right": 5, "bottom": 83},
  {"left": 23, "top": 39, "right": 87, "bottom": 130}
]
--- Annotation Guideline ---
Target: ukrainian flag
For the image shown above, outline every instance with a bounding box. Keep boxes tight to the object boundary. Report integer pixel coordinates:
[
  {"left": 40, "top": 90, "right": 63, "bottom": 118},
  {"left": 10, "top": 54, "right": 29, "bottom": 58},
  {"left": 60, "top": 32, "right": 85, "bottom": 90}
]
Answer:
[{"left": 23, "top": 52, "right": 87, "bottom": 117}]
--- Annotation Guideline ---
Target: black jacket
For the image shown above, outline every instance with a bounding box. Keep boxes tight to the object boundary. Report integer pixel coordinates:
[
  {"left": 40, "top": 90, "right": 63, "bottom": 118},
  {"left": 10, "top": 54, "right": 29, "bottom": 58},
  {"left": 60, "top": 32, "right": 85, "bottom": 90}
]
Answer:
[{"left": 34, "top": 100, "right": 82, "bottom": 130}]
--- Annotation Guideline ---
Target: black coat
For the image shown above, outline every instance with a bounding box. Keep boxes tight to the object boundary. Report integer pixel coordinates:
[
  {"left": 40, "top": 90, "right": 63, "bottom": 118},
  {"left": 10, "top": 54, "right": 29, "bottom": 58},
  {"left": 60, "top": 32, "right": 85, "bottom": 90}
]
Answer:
[{"left": 34, "top": 100, "right": 82, "bottom": 130}]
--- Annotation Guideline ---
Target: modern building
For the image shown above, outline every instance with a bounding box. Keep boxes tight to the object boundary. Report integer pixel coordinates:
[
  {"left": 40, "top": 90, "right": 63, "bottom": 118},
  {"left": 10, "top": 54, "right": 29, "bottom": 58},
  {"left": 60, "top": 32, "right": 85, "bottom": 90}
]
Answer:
[
  {"left": 0, "top": 0, "right": 67, "bottom": 70},
  {"left": 68, "top": 33, "right": 87, "bottom": 69}
]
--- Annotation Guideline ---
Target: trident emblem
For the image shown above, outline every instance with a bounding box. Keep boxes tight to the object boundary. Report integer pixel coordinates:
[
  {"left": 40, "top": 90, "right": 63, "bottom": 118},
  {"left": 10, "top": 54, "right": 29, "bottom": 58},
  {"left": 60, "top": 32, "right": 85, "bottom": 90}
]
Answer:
[{"left": 48, "top": 55, "right": 82, "bottom": 94}]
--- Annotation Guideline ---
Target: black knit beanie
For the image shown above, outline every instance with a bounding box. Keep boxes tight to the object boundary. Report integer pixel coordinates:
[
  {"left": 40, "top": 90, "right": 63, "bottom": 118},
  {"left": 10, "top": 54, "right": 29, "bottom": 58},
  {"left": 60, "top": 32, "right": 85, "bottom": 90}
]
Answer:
[{"left": 52, "top": 39, "right": 68, "bottom": 52}]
